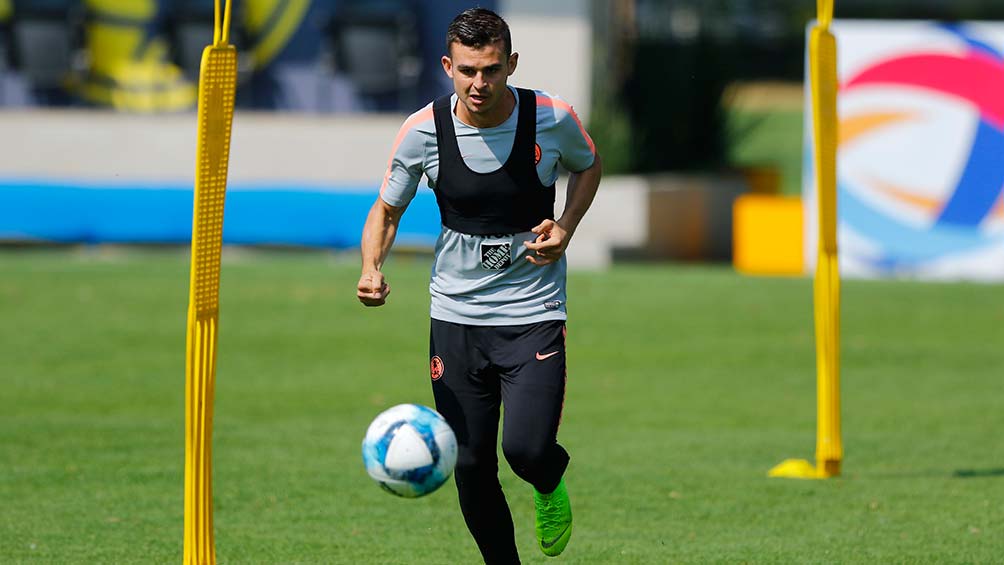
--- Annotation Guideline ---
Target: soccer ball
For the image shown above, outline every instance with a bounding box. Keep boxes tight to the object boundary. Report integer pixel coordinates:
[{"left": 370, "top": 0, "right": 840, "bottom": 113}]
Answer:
[{"left": 361, "top": 404, "right": 458, "bottom": 498}]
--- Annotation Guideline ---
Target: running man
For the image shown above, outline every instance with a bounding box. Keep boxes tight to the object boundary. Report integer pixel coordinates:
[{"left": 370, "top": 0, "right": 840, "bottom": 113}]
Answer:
[{"left": 357, "top": 8, "right": 602, "bottom": 564}]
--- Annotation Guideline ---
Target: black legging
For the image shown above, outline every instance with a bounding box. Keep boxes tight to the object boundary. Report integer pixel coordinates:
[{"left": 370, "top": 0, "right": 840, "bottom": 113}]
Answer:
[{"left": 430, "top": 319, "right": 569, "bottom": 565}]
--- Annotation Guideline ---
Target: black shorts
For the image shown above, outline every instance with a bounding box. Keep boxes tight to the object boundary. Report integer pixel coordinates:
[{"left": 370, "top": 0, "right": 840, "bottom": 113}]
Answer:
[
  {"left": 429, "top": 318, "right": 567, "bottom": 386},
  {"left": 428, "top": 318, "right": 568, "bottom": 487}
]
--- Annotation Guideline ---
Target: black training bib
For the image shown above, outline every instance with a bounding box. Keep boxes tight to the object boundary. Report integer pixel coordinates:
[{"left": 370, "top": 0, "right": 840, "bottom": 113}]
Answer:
[{"left": 432, "top": 87, "right": 556, "bottom": 236}]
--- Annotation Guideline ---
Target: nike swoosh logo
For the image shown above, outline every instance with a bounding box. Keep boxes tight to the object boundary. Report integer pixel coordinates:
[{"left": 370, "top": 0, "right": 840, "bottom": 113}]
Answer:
[
  {"left": 541, "top": 523, "right": 571, "bottom": 549},
  {"left": 536, "top": 351, "right": 559, "bottom": 361}
]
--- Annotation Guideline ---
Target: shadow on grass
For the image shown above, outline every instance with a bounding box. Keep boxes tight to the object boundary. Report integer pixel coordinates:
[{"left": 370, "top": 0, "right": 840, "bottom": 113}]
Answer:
[
  {"left": 953, "top": 468, "right": 1004, "bottom": 479},
  {"left": 848, "top": 468, "right": 1004, "bottom": 480}
]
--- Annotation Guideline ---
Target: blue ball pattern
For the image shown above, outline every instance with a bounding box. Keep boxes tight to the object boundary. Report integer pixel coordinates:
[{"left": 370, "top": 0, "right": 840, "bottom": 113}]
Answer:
[{"left": 362, "top": 404, "right": 456, "bottom": 498}]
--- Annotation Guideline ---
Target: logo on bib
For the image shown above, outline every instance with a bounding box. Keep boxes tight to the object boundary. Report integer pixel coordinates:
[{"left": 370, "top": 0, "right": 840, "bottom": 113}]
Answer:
[{"left": 480, "top": 242, "right": 512, "bottom": 270}]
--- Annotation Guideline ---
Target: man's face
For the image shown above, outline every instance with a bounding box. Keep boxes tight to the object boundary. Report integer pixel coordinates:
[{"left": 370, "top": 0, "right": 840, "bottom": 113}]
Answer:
[{"left": 441, "top": 40, "right": 518, "bottom": 126}]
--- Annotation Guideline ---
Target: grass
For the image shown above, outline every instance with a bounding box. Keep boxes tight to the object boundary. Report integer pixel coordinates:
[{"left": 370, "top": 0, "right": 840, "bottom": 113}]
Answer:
[{"left": 1, "top": 248, "right": 1003, "bottom": 563}]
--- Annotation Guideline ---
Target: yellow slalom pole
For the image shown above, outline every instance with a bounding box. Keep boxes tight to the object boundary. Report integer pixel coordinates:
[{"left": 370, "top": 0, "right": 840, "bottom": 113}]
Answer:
[
  {"left": 769, "top": 0, "right": 842, "bottom": 479},
  {"left": 811, "top": 20, "right": 842, "bottom": 478},
  {"left": 183, "top": 0, "right": 237, "bottom": 563}
]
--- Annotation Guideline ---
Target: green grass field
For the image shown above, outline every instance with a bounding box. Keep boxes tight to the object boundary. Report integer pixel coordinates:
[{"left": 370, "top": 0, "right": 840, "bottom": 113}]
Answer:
[{"left": 2, "top": 248, "right": 1002, "bottom": 564}]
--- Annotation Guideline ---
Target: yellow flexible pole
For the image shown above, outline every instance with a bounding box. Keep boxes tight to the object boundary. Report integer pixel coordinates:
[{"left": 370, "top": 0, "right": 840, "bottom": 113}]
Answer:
[
  {"left": 183, "top": 1, "right": 237, "bottom": 563},
  {"left": 810, "top": 22, "right": 842, "bottom": 478},
  {"left": 770, "top": 0, "right": 842, "bottom": 479}
]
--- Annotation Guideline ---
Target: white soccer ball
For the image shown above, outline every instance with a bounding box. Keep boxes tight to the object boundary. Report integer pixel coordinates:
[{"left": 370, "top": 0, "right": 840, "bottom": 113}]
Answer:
[{"left": 361, "top": 404, "right": 458, "bottom": 498}]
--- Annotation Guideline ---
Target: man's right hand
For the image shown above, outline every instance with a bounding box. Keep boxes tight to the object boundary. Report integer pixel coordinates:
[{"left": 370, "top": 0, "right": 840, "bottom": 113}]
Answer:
[{"left": 357, "top": 271, "right": 391, "bottom": 307}]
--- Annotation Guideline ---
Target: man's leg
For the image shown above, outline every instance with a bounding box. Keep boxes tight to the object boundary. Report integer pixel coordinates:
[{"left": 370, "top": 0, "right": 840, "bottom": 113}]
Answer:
[
  {"left": 497, "top": 321, "right": 569, "bottom": 491},
  {"left": 430, "top": 320, "right": 520, "bottom": 565},
  {"left": 496, "top": 321, "right": 573, "bottom": 557}
]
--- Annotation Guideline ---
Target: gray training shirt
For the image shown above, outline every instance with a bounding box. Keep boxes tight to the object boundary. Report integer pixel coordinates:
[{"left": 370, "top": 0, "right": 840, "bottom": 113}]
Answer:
[{"left": 380, "top": 86, "right": 596, "bottom": 326}]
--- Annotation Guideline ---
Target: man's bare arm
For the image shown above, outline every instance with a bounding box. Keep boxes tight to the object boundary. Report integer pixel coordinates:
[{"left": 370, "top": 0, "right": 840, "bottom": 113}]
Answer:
[
  {"left": 526, "top": 153, "right": 603, "bottom": 265},
  {"left": 357, "top": 198, "right": 407, "bottom": 306}
]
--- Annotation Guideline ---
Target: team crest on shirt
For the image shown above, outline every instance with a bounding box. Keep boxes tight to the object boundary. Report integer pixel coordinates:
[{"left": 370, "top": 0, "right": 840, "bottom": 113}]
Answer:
[
  {"left": 480, "top": 242, "right": 512, "bottom": 270},
  {"left": 534, "top": 143, "right": 542, "bottom": 165},
  {"left": 430, "top": 356, "right": 444, "bottom": 381}
]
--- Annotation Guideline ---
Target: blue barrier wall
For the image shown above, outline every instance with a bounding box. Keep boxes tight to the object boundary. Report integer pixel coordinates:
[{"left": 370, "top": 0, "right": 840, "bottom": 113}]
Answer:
[{"left": 0, "top": 180, "right": 442, "bottom": 248}]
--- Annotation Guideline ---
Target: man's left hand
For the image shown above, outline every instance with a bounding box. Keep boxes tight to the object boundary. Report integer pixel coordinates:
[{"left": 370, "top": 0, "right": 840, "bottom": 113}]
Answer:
[{"left": 525, "top": 219, "right": 571, "bottom": 266}]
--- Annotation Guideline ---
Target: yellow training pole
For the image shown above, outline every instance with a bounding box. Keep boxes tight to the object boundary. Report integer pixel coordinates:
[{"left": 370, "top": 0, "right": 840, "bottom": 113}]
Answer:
[
  {"left": 769, "top": 0, "right": 842, "bottom": 479},
  {"left": 810, "top": 20, "right": 842, "bottom": 478},
  {"left": 183, "top": 0, "right": 236, "bottom": 563}
]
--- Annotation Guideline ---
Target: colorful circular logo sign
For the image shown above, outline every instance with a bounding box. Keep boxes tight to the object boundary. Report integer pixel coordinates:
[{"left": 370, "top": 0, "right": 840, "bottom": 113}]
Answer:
[{"left": 831, "top": 24, "right": 1004, "bottom": 275}]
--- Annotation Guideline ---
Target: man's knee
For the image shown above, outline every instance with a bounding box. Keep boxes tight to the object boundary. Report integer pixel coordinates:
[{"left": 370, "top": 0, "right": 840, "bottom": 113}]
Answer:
[
  {"left": 455, "top": 447, "right": 499, "bottom": 479},
  {"left": 501, "top": 437, "right": 550, "bottom": 477}
]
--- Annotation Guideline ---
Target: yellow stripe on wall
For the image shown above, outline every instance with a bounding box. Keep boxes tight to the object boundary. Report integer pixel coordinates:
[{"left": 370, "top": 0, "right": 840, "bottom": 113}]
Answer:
[
  {"left": 249, "top": 0, "right": 311, "bottom": 69},
  {"left": 85, "top": 0, "right": 156, "bottom": 20}
]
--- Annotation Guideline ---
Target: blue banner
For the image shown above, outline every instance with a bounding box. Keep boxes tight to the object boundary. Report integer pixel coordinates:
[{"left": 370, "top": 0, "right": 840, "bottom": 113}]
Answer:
[{"left": 0, "top": 180, "right": 441, "bottom": 248}]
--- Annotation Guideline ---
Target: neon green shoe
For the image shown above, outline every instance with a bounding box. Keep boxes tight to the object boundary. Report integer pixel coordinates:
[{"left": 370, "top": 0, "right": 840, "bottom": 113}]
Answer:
[{"left": 534, "top": 477, "right": 572, "bottom": 557}]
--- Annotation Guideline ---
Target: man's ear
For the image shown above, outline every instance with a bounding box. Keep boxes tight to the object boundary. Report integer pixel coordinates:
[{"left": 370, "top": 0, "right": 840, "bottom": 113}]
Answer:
[
  {"left": 507, "top": 52, "right": 519, "bottom": 76},
  {"left": 441, "top": 55, "right": 454, "bottom": 79}
]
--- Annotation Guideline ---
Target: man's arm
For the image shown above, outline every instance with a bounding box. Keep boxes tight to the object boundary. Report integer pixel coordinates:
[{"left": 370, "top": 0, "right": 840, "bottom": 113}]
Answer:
[
  {"left": 526, "top": 153, "right": 603, "bottom": 266},
  {"left": 357, "top": 198, "right": 407, "bottom": 306}
]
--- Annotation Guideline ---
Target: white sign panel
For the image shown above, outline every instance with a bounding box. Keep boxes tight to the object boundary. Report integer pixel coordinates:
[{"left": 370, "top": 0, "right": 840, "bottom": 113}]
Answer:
[{"left": 803, "top": 21, "right": 1004, "bottom": 280}]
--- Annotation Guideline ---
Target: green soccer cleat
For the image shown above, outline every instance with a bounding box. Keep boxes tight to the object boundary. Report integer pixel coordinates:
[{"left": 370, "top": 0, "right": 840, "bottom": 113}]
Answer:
[{"left": 534, "top": 477, "right": 573, "bottom": 557}]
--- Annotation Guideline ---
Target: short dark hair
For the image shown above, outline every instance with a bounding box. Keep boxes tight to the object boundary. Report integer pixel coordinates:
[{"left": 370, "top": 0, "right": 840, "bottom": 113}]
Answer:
[{"left": 445, "top": 8, "right": 512, "bottom": 56}]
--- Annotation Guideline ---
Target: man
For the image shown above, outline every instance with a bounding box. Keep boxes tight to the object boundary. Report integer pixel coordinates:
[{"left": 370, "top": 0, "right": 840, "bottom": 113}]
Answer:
[{"left": 356, "top": 8, "right": 602, "bottom": 564}]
